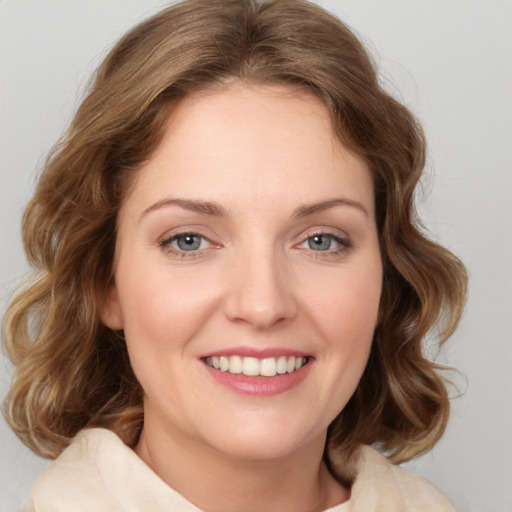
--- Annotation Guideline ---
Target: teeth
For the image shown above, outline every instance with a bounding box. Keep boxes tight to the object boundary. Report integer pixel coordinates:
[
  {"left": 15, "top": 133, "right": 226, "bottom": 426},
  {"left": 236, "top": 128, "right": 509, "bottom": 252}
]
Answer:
[
  {"left": 260, "top": 358, "right": 277, "bottom": 377},
  {"left": 229, "top": 355, "right": 242, "bottom": 374},
  {"left": 276, "top": 356, "right": 287, "bottom": 374},
  {"left": 242, "top": 357, "right": 260, "bottom": 376},
  {"left": 219, "top": 356, "right": 229, "bottom": 372},
  {"left": 205, "top": 355, "right": 308, "bottom": 377}
]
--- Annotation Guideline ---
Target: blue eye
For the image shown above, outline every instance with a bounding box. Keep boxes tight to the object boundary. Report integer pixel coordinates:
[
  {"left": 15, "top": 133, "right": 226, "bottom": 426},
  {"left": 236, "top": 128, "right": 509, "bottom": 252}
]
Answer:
[
  {"left": 163, "top": 233, "right": 210, "bottom": 252},
  {"left": 299, "top": 232, "right": 351, "bottom": 254},
  {"left": 307, "top": 234, "right": 333, "bottom": 251}
]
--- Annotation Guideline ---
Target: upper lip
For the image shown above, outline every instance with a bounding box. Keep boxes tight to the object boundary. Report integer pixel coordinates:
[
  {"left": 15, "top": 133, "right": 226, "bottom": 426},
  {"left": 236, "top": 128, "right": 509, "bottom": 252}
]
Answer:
[{"left": 199, "top": 346, "right": 312, "bottom": 359}]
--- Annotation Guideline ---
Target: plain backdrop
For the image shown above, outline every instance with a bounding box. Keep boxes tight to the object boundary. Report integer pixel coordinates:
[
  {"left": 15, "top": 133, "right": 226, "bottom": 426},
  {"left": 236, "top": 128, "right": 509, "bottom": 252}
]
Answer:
[{"left": 1, "top": 1, "right": 511, "bottom": 511}]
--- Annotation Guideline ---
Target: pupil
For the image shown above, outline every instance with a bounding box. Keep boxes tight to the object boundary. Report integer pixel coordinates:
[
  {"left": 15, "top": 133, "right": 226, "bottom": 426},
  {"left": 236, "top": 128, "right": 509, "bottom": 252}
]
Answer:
[
  {"left": 177, "top": 235, "right": 201, "bottom": 251},
  {"left": 309, "top": 235, "right": 331, "bottom": 251}
]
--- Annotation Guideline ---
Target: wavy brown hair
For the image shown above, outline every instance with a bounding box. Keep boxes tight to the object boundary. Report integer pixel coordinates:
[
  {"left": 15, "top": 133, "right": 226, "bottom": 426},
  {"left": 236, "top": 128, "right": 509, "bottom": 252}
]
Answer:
[{"left": 2, "top": 0, "right": 466, "bottom": 464}]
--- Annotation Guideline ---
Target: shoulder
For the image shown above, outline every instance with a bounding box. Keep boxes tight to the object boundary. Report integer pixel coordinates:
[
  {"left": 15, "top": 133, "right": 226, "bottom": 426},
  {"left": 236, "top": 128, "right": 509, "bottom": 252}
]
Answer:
[
  {"left": 30, "top": 428, "right": 200, "bottom": 512},
  {"left": 31, "top": 429, "right": 127, "bottom": 511},
  {"left": 329, "top": 445, "right": 455, "bottom": 512}
]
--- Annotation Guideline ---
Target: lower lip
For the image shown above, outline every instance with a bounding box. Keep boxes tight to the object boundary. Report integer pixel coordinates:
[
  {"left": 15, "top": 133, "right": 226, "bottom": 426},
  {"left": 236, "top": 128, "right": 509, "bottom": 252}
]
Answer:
[{"left": 202, "top": 361, "right": 312, "bottom": 396}]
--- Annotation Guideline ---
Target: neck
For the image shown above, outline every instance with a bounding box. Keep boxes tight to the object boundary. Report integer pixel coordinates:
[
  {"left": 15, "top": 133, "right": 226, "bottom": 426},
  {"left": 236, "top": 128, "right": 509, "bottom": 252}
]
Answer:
[{"left": 134, "top": 419, "right": 349, "bottom": 512}]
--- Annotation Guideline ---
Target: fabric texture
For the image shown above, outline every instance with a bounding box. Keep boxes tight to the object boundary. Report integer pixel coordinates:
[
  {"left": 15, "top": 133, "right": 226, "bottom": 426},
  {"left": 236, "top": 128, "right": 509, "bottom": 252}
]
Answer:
[{"left": 26, "top": 428, "right": 455, "bottom": 512}]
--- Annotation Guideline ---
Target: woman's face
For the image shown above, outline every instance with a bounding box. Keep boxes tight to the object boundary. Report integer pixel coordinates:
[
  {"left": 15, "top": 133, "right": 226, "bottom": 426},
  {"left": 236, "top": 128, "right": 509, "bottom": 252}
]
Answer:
[{"left": 102, "top": 84, "right": 382, "bottom": 460}]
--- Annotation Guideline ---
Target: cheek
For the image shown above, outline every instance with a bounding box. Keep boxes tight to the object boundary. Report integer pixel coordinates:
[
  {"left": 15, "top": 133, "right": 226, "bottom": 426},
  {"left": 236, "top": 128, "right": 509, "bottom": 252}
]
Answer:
[
  {"left": 301, "top": 262, "right": 382, "bottom": 368},
  {"left": 309, "top": 268, "right": 381, "bottom": 331},
  {"left": 115, "top": 261, "right": 221, "bottom": 357},
  {"left": 115, "top": 268, "right": 221, "bottom": 403}
]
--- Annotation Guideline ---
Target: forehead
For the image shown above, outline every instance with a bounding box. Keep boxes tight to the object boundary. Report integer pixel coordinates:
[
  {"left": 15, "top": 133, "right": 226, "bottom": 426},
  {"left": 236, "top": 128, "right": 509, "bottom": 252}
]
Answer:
[{"left": 122, "top": 83, "right": 374, "bottom": 218}]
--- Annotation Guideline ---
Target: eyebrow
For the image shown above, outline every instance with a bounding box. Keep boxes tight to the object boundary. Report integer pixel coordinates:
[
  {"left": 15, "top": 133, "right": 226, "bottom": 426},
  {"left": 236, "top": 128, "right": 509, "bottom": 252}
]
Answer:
[
  {"left": 140, "top": 198, "right": 227, "bottom": 221},
  {"left": 293, "top": 198, "right": 369, "bottom": 218},
  {"left": 139, "top": 196, "right": 368, "bottom": 221}
]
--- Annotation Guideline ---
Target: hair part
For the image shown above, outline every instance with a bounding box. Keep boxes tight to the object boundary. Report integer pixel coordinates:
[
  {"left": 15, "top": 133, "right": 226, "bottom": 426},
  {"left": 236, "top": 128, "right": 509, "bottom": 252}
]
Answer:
[{"left": 2, "top": 0, "right": 466, "bottom": 463}]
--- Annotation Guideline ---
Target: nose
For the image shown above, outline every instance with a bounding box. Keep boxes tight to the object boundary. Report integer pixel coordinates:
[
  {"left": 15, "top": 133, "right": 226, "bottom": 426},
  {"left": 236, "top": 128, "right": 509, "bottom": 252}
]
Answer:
[{"left": 223, "top": 248, "right": 298, "bottom": 330}]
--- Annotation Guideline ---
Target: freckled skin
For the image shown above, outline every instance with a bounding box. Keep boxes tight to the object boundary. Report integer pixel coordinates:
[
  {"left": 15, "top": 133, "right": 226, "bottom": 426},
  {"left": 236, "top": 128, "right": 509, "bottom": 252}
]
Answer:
[{"left": 101, "top": 84, "right": 383, "bottom": 511}]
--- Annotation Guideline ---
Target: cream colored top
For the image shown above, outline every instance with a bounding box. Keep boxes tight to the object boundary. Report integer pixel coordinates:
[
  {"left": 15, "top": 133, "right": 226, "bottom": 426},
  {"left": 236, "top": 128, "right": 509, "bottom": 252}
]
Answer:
[{"left": 26, "top": 428, "right": 455, "bottom": 512}]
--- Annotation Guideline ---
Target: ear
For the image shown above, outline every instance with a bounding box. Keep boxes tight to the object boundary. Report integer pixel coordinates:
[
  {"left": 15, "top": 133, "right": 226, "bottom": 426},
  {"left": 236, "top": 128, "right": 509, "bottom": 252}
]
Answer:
[{"left": 100, "top": 283, "right": 124, "bottom": 330}]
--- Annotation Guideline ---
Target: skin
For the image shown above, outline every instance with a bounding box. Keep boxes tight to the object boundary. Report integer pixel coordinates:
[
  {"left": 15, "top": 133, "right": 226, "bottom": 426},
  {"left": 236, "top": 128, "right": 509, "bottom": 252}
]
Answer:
[{"left": 101, "top": 83, "right": 383, "bottom": 512}]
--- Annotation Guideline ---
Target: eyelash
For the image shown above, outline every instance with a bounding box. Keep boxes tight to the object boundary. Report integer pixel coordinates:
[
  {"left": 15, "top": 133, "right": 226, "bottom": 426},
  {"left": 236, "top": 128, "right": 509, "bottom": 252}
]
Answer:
[
  {"left": 298, "top": 232, "right": 352, "bottom": 257},
  {"left": 158, "top": 232, "right": 213, "bottom": 259},
  {"left": 158, "top": 231, "right": 352, "bottom": 259}
]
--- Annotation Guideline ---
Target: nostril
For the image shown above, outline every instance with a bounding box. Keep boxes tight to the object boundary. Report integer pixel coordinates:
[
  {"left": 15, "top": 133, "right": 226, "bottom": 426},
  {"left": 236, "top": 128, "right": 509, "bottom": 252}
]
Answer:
[{"left": 222, "top": 256, "right": 298, "bottom": 328}]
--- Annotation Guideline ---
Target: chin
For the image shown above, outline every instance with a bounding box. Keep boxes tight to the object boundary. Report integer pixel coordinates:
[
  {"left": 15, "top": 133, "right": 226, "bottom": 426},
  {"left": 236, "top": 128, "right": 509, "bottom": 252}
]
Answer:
[{"left": 201, "top": 417, "right": 320, "bottom": 461}]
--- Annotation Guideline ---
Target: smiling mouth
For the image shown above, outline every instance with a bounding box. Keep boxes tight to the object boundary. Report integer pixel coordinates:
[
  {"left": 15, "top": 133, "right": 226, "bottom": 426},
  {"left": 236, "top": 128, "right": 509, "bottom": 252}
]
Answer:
[{"left": 204, "top": 355, "right": 310, "bottom": 377}]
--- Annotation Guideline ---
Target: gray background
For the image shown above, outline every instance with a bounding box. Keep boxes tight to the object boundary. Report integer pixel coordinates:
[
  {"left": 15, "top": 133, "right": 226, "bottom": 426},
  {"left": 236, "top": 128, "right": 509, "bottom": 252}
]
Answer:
[{"left": 1, "top": 1, "right": 511, "bottom": 511}]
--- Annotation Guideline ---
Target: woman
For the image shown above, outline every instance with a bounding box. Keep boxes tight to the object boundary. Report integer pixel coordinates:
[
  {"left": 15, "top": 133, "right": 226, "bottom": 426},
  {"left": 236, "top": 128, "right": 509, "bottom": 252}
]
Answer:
[{"left": 2, "top": 0, "right": 467, "bottom": 510}]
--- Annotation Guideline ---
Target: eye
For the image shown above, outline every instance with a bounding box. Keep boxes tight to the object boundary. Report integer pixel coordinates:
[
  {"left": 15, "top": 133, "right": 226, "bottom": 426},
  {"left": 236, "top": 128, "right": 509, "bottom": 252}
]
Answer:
[
  {"left": 307, "top": 234, "right": 334, "bottom": 251},
  {"left": 298, "top": 232, "right": 351, "bottom": 253},
  {"left": 161, "top": 232, "right": 211, "bottom": 252}
]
